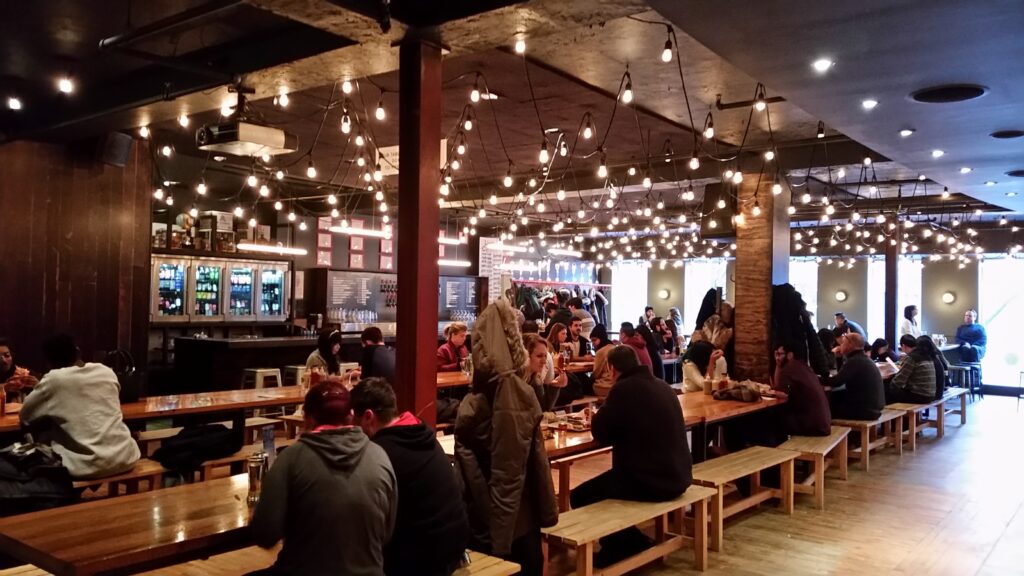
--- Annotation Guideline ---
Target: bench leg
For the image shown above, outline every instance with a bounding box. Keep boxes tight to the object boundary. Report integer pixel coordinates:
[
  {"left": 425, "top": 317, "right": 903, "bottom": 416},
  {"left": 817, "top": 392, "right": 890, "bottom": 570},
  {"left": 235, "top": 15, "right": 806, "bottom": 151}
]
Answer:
[
  {"left": 655, "top": 514, "right": 670, "bottom": 560},
  {"left": 907, "top": 413, "right": 917, "bottom": 451},
  {"left": 936, "top": 402, "right": 945, "bottom": 438},
  {"left": 780, "top": 459, "right": 794, "bottom": 515},
  {"left": 838, "top": 436, "right": 849, "bottom": 481},
  {"left": 960, "top": 394, "right": 967, "bottom": 425},
  {"left": 710, "top": 487, "right": 724, "bottom": 553},
  {"left": 556, "top": 462, "right": 572, "bottom": 512},
  {"left": 814, "top": 454, "right": 825, "bottom": 510},
  {"left": 750, "top": 470, "right": 761, "bottom": 504},
  {"left": 693, "top": 499, "right": 708, "bottom": 571},
  {"left": 576, "top": 542, "right": 594, "bottom": 576},
  {"left": 893, "top": 417, "right": 903, "bottom": 456},
  {"left": 860, "top": 427, "right": 870, "bottom": 471}
]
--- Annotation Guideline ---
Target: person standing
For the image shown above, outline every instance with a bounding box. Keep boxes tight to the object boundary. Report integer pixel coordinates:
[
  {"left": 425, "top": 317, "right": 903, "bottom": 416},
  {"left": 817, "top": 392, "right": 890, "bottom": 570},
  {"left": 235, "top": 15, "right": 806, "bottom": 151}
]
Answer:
[
  {"left": 772, "top": 341, "right": 831, "bottom": 437},
  {"left": 249, "top": 381, "right": 397, "bottom": 576},
  {"left": 20, "top": 334, "right": 140, "bottom": 480},
  {"left": 351, "top": 378, "right": 470, "bottom": 576},
  {"left": 569, "top": 346, "right": 692, "bottom": 566},
  {"left": 437, "top": 322, "right": 469, "bottom": 372},
  {"left": 955, "top": 309, "right": 987, "bottom": 362},
  {"left": 900, "top": 305, "right": 922, "bottom": 338},
  {"left": 454, "top": 301, "right": 558, "bottom": 576},
  {"left": 828, "top": 333, "right": 885, "bottom": 421},
  {"left": 832, "top": 312, "right": 866, "bottom": 340}
]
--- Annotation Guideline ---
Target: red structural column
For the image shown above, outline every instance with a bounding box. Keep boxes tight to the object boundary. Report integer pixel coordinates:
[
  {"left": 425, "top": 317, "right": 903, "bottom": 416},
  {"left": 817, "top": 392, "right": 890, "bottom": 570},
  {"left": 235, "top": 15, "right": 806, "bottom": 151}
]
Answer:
[{"left": 396, "top": 37, "right": 442, "bottom": 427}]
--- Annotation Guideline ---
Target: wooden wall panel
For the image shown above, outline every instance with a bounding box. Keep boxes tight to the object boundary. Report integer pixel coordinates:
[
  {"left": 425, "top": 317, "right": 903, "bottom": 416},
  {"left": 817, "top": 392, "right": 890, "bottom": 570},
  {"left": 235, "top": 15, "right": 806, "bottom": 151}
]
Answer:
[{"left": 0, "top": 140, "right": 152, "bottom": 370}]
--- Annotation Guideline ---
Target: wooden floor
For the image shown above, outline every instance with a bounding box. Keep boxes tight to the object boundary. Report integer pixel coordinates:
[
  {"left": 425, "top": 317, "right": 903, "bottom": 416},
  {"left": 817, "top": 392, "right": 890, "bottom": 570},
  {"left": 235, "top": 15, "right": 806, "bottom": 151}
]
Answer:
[{"left": 551, "top": 396, "right": 1024, "bottom": 576}]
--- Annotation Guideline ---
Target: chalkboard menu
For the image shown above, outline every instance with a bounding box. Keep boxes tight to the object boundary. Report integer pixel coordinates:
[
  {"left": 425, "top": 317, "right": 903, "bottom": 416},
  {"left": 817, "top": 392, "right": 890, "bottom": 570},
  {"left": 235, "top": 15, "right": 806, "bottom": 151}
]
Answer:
[
  {"left": 320, "top": 270, "right": 482, "bottom": 324},
  {"left": 439, "top": 275, "right": 479, "bottom": 321}
]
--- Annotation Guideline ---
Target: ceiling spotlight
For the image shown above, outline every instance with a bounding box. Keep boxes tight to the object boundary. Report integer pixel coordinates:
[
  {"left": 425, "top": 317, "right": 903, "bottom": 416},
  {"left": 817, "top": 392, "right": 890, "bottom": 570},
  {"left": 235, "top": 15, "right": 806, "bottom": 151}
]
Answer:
[
  {"left": 899, "top": 128, "right": 915, "bottom": 138},
  {"left": 861, "top": 99, "right": 879, "bottom": 110},
  {"left": 931, "top": 149, "right": 945, "bottom": 158},
  {"left": 57, "top": 77, "right": 74, "bottom": 94},
  {"left": 985, "top": 180, "right": 996, "bottom": 186},
  {"left": 811, "top": 58, "right": 834, "bottom": 73},
  {"left": 6, "top": 96, "right": 22, "bottom": 110},
  {"left": 514, "top": 38, "right": 526, "bottom": 54}
]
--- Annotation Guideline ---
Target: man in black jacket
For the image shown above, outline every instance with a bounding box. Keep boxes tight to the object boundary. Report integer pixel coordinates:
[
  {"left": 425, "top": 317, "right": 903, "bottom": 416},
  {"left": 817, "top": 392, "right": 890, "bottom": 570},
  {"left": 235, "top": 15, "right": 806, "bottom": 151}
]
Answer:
[
  {"left": 829, "top": 333, "right": 885, "bottom": 420},
  {"left": 351, "top": 378, "right": 469, "bottom": 576},
  {"left": 569, "top": 346, "right": 692, "bottom": 566}
]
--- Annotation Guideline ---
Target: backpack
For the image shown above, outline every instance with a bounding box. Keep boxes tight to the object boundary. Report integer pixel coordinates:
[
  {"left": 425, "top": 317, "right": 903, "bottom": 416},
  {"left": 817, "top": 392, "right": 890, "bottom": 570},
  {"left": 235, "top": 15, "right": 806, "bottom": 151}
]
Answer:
[
  {"left": 151, "top": 424, "right": 243, "bottom": 474},
  {"left": 0, "top": 438, "right": 78, "bottom": 517},
  {"left": 103, "top": 349, "right": 144, "bottom": 404}
]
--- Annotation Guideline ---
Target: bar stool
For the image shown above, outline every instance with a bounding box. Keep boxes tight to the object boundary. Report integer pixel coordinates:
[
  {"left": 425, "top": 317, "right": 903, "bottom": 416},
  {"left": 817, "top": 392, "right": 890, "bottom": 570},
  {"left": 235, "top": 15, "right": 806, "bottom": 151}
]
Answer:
[
  {"left": 962, "top": 362, "right": 983, "bottom": 400},
  {"left": 283, "top": 365, "right": 308, "bottom": 387},
  {"left": 243, "top": 368, "right": 282, "bottom": 390}
]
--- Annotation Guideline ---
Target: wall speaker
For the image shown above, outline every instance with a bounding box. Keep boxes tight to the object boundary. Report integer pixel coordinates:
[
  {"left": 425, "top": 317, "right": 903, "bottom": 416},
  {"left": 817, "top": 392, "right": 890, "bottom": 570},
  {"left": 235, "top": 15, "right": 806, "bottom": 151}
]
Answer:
[{"left": 99, "top": 132, "right": 133, "bottom": 167}]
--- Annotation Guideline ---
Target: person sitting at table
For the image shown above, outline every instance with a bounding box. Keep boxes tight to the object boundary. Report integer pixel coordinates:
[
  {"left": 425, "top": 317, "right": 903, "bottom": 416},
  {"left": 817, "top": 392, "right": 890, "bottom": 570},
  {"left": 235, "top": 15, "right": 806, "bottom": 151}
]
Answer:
[
  {"left": 828, "top": 333, "right": 885, "bottom": 421},
  {"left": 772, "top": 340, "right": 831, "bottom": 437},
  {"left": 0, "top": 338, "right": 38, "bottom": 401},
  {"left": 351, "top": 378, "right": 470, "bottom": 576},
  {"left": 916, "top": 335, "right": 949, "bottom": 400},
  {"left": 521, "top": 319, "right": 540, "bottom": 335},
  {"left": 359, "top": 326, "right": 396, "bottom": 385},
  {"left": 681, "top": 340, "right": 726, "bottom": 393},
  {"left": 618, "top": 322, "right": 653, "bottom": 373},
  {"left": 545, "top": 301, "right": 574, "bottom": 337},
  {"left": 590, "top": 324, "right": 616, "bottom": 398},
  {"left": 436, "top": 322, "right": 469, "bottom": 372},
  {"left": 567, "top": 297, "right": 596, "bottom": 340},
  {"left": 636, "top": 323, "right": 665, "bottom": 380},
  {"left": 832, "top": 312, "right": 866, "bottom": 340},
  {"left": 546, "top": 321, "right": 569, "bottom": 359},
  {"left": 566, "top": 317, "right": 593, "bottom": 360},
  {"left": 524, "top": 333, "right": 567, "bottom": 410},
  {"left": 454, "top": 301, "right": 558, "bottom": 576},
  {"left": 955, "top": 308, "right": 987, "bottom": 363},
  {"left": 249, "top": 381, "right": 397, "bottom": 576},
  {"left": 638, "top": 306, "right": 655, "bottom": 327},
  {"left": 886, "top": 335, "right": 937, "bottom": 404},
  {"left": 651, "top": 317, "right": 676, "bottom": 355},
  {"left": 869, "top": 338, "right": 900, "bottom": 364},
  {"left": 306, "top": 329, "right": 343, "bottom": 376},
  {"left": 570, "top": 345, "right": 692, "bottom": 567},
  {"left": 901, "top": 305, "right": 922, "bottom": 338},
  {"left": 19, "top": 334, "right": 140, "bottom": 479}
]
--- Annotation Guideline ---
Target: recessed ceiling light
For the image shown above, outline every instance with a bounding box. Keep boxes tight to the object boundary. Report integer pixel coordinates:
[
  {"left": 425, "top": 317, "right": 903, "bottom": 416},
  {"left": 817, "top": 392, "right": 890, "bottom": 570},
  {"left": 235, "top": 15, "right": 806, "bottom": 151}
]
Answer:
[
  {"left": 931, "top": 149, "right": 945, "bottom": 158},
  {"left": 899, "top": 128, "right": 915, "bottom": 137},
  {"left": 6, "top": 96, "right": 21, "bottom": 110},
  {"left": 1006, "top": 170, "right": 1024, "bottom": 178},
  {"left": 1007, "top": 192, "right": 1018, "bottom": 197},
  {"left": 985, "top": 180, "right": 996, "bottom": 186},
  {"left": 812, "top": 58, "right": 834, "bottom": 73},
  {"left": 862, "top": 99, "right": 879, "bottom": 110},
  {"left": 960, "top": 167, "right": 973, "bottom": 174},
  {"left": 911, "top": 84, "right": 987, "bottom": 104},
  {"left": 57, "top": 77, "right": 74, "bottom": 94}
]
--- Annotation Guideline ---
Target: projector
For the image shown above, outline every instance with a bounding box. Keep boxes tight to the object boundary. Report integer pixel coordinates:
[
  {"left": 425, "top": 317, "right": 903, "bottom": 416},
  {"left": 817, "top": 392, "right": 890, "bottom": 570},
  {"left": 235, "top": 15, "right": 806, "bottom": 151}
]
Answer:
[{"left": 195, "top": 120, "right": 298, "bottom": 157}]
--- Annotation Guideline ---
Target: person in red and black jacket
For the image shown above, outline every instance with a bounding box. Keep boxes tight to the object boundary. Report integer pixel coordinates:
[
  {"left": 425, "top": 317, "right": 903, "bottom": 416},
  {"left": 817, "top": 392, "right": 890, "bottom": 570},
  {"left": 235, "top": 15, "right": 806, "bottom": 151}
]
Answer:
[{"left": 436, "top": 322, "right": 469, "bottom": 372}]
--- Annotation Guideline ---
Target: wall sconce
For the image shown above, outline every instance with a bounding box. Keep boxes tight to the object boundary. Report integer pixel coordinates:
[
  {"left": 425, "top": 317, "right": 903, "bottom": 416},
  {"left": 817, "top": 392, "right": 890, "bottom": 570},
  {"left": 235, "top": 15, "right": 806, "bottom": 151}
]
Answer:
[
  {"left": 941, "top": 291, "right": 956, "bottom": 304},
  {"left": 657, "top": 288, "right": 671, "bottom": 300},
  {"left": 835, "top": 290, "right": 848, "bottom": 302}
]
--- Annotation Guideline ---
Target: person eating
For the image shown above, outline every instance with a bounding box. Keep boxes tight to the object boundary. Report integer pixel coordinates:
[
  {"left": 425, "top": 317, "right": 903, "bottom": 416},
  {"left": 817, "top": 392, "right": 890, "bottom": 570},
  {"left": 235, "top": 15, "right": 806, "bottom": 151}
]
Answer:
[
  {"left": 828, "top": 333, "right": 885, "bottom": 421},
  {"left": 772, "top": 340, "right": 831, "bottom": 437},
  {"left": 436, "top": 322, "right": 469, "bottom": 372},
  {"left": 0, "top": 338, "right": 38, "bottom": 401}
]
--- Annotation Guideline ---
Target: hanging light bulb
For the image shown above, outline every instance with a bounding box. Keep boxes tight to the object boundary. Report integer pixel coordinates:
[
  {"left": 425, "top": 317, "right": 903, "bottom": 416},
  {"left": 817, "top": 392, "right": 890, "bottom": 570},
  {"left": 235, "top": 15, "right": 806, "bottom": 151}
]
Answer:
[
  {"left": 138, "top": 125, "right": 149, "bottom": 138},
  {"left": 503, "top": 165, "right": 513, "bottom": 188},
  {"left": 514, "top": 38, "right": 526, "bottom": 54},
  {"left": 188, "top": 205, "right": 199, "bottom": 218},
  {"left": 379, "top": 201, "right": 388, "bottom": 212},
  {"left": 802, "top": 192, "right": 811, "bottom": 204},
  {"left": 340, "top": 113, "right": 352, "bottom": 134},
  {"left": 764, "top": 150, "right": 775, "bottom": 161},
  {"left": 306, "top": 159, "right": 317, "bottom": 178},
  {"left": 272, "top": 200, "right": 283, "bottom": 211},
  {"left": 374, "top": 163, "right": 383, "bottom": 181},
  {"left": 374, "top": 190, "right": 384, "bottom": 202},
  {"left": 772, "top": 181, "right": 782, "bottom": 195},
  {"left": 488, "top": 194, "right": 498, "bottom": 205},
  {"left": 478, "top": 208, "right": 486, "bottom": 218},
  {"left": 341, "top": 80, "right": 353, "bottom": 94},
  {"left": 556, "top": 189, "right": 566, "bottom": 201},
  {"left": 196, "top": 180, "right": 207, "bottom": 195},
  {"left": 787, "top": 205, "right": 796, "bottom": 215},
  {"left": 642, "top": 176, "right": 652, "bottom": 189},
  {"left": 836, "top": 168, "right": 846, "bottom": 179},
  {"left": 363, "top": 171, "right": 372, "bottom": 183},
  {"left": 537, "top": 202, "right": 546, "bottom": 213},
  {"left": 732, "top": 171, "right": 743, "bottom": 185},
  {"left": 470, "top": 78, "right": 481, "bottom": 103},
  {"left": 941, "top": 187, "right": 951, "bottom": 199},
  {"left": 851, "top": 211, "right": 861, "bottom": 221},
  {"left": 375, "top": 98, "right": 386, "bottom": 121},
  {"left": 355, "top": 133, "right": 365, "bottom": 146},
  {"left": 450, "top": 158, "right": 461, "bottom": 171},
  {"left": 288, "top": 211, "right": 296, "bottom": 222},
  {"left": 177, "top": 114, "right": 189, "bottom": 128},
  {"left": 753, "top": 87, "right": 767, "bottom": 112},
  {"left": 816, "top": 121, "right": 825, "bottom": 139},
  {"left": 597, "top": 153, "right": 608, "bottom": 178},
  {"left": 356, "top": 155, "right": 366, "bottom": 168},
  {"left": 233, "top": 205, "right": 244, "bottom": 218},
  {"left": 463, "top": 109, "right": 474, "bottom": 131},
  {"left": 259, "top": 184, "right": 270, "bottom": 197},
  {"left": 627, "top": 166, "right": 637, "bottom": 176},
  {"left": 656, "top": 200, "right": 665, "bottom": 210},
  {"left": 298, "top": 220, "right": 307, "bottom": 231},
  {"left": 621, "top": 74, "right": 633, "bottom": 104},
  {"left": 456, "top": 142, "right": 466, "bottom": 156},
  {"left": 165, "top": 195, "right": 175, "bottom": 206},
  {"left": 863, "top": 156, "right": 872, "bottom": 166},
  {"left": 752, "top": 202, "right": 762, "bottom": 217},
  {"left": 273, "top": 170, "right": 284, "bottom": 181},
  {"left": 246, "top": 173, "right": 258, "bottom": 187},
  {"left": 583, "top": 116, "right": 594, "bottom": 140},
  {"left": 703, "top": 113, "right": 715, "bottom": 139},
  {"left": 160, "top": 145, "right": 173, "bottom": 158},
  {"left": 327, "top": 194, "right": 337, "bottom": 205},
  {"left": 439, "top": 183, "right": 449, "bottom": 196},
  {"left": 153, "top": 188, "right": 164, "bottom": 200},
  {"left": 539, "top": 141, "right": 549, "bottom": 164},
  {"left": 331, "top": 208, "right": 341, "bottom": 218},
  {"left": 661, "top": 33, "right": 673, "bottom": 63},
  {"left": 578, "top": 209, "right": 586, "bottom": 219},
  {"left": 688, "top": 156, "right": 700, "bottom": 171},
  {"left": 717, "top": 198, "right": 727, "bottom": 209}
]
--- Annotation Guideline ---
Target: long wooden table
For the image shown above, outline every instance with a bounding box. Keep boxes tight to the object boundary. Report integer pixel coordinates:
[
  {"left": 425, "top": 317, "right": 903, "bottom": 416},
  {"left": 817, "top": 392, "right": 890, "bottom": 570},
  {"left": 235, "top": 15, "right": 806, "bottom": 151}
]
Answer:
[
  {"left": 0, "top": 475, "right": 252, "bottom": 575},
  {"left": 436, "top": 361, "right": 596, "bottom": 389}
]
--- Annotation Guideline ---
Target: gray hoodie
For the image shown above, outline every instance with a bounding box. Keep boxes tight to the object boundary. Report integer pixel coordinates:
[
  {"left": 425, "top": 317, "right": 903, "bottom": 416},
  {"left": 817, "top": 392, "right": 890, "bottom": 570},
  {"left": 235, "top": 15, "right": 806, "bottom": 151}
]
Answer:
[{"left": 251, "top": 426, "right": 397, "bottom": 576}]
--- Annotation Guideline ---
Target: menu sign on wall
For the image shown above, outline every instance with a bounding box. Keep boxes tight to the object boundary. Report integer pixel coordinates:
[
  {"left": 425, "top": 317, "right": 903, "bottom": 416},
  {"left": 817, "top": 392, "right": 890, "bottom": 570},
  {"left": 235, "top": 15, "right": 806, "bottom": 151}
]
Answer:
[
  {"left": 439, "top": 275, "right": 480, "bottom": 321},
  {"left": 478, "top": 237, "right": 503, "bottom": 304}
]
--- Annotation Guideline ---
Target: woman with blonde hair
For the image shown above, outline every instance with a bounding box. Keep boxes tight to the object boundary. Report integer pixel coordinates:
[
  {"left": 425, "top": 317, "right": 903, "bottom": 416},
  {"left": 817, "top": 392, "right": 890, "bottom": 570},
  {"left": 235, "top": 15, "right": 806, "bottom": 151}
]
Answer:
[{"left": 437, "top": 321, "right": 469, "bottom": 372}]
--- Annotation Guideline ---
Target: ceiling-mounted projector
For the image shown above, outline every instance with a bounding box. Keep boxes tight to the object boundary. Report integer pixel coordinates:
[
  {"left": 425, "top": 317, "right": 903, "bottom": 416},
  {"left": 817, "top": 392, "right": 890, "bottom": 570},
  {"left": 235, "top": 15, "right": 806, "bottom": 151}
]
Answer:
[{"left": 195, "top": 120, "right": 298, "bottom": 157}]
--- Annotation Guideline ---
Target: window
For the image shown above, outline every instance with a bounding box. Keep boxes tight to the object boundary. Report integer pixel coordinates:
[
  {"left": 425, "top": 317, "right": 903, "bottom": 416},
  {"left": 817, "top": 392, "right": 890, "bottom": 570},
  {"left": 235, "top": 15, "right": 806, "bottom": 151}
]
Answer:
[
  {"left": 788, "top": 259, "right": 819, "bottom": 324},
  {"left": 898, "top": 258, "right": 923, "bottom": 333},
  {"left": 683, "top": 259, "right": 729, "bottom": 333},
  {"left": 867, "top": 257, "right": 923, "bottom": 343},
  {"left": 979, "top": 257, "right": 1024, "bottom": 386},
  {"left": 609, "top": 261, "right": 649, "bottom": 330}
]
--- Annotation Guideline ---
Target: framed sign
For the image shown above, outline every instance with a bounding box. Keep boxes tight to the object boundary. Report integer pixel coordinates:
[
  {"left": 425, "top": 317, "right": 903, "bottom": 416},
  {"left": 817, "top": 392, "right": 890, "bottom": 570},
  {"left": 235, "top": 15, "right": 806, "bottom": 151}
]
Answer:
[
  {"left": 380, "top": 255, "right": 393, "bottom": 270},
  {"left": 349, "top": 218, "right": 365, "bottom": 252},
  {"left": 316, "top": 250, "right": 331, "bottom": 266},
  {"left": 381, "top": 238, "right": 393, "bottom": 254},
  {"left": 349, "top": 253, "right": 364, "bottom": 269}
]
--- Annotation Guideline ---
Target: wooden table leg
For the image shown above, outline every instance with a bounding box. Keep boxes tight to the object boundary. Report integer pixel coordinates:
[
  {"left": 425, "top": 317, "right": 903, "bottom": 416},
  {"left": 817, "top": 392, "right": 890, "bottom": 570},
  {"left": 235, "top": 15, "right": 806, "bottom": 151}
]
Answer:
[
  {"left": 838, "top": 436, "right": 849, "bottom": 481},
  {"left": 960, "top": 393, "right": 967, "bottom": 425},
  {"left": 937, "top": 402, "right": 945, "bottom": 438},
  {"left": 780, "top": 460, "right": 794, "bottom": 515},
  {"left": 814, "top": 454, "right": 826, "bottom": 510},
  {"left": 556, "top": 461, "right": 571, "bottom": 512},
  {"left": 693, "top": 499, "right": 708, "bottom": 571},
  {"left": 576, "top": 541, "right": 594, "bottom": 576},
  {"left": 710, "top": 487, "right": 723, "bottom": 553}
]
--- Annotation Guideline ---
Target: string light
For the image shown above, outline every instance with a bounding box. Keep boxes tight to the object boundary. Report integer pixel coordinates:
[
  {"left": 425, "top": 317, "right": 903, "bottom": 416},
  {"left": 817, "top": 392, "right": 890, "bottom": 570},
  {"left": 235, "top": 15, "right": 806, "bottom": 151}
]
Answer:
[
  {"left": 299, "top": 221, "right": 307, "bottom": 231},
  {"left": 275, "top": 170, "right": 285, "bottom": 180},
  {"left": 583, "top": 116, "right": 595, "bottom": 139},
  {"left": 233, "top": 205, "right": 244, "bottom": 218},
  {"left": 764, "top": 150, "right": 775, "bottom": 161},
  {"left": 597, "top": 152, "right": 608, "bottom": 178},
  {"left": 273, "top": 200, "right": 283, "bottom": 211},
  {"left": 306, "top": 159, "right": 317, "bottom": 178},
  {"left": 816, "top": 121, "right": 825, "bottom": 139},
  {"left": 621, "top": 73, "right": 633, "bottom": 104},
  {"left": 342, "top": 80, "right": 353, "bottom": 94},
  {"left": 375, "top": 98, "right": 386, "bottom": 121},
  {"left": 752, "top": 202, "right": 762, "bottom": 217},
  {"left": 559, "top": 140, "right": 569, "bottom": 157},
  {"left": 165, "top": 195, "right": 174, "bottom": 206},
  {"left": 703, "top": 113, "right": 715, "bottom": 140},
  {"left": 661, "top": 29, "right": 673, "bottom": 63},
  {"left": 177, "top": 114, "right": 189, "bottom": 128},
  {"left": 539, "top": 141, "right": 549, "bottom": 164},
  {"left": 137, "top": 125, "right": 149, "bottom": 138},
  {"left": 288, "top": 211, "right": 296, "bottom": 222},
  {"left": 188, "top": 206, "right": 199, "bottom": 218},
  {"left": 470, "top": 78, "right": 481, "bottom": 103},
  {"left": 153, "top": 188, "right": 164, "bottom": 200},
  {"left": 355, "top": 133, "right": 365, "bottom": 146},
  {"left": 514, "top": 38, "right": 526, "bottom": 54},
  {"left": 160, "top": 145, "right": 172, "bottom": 158},
  {"left": 7, "top": 96, "right": 22, "bottom": 110},
  {"left": 340, "top": 113, "right": 352, "bottom": 134},
  {"left": 259, "top": 184, "right": 270, "bottom": 197}
]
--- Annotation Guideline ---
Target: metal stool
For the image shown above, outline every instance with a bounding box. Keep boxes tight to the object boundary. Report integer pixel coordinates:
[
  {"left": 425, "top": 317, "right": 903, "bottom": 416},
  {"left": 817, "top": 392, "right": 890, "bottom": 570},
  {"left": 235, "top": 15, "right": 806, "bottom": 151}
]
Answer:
[
  {"left": 243, "top": 368, "right": 283, "bottom": 416},
  {"left": 283, "top": 365, "right": 308, "bottom": 387}
]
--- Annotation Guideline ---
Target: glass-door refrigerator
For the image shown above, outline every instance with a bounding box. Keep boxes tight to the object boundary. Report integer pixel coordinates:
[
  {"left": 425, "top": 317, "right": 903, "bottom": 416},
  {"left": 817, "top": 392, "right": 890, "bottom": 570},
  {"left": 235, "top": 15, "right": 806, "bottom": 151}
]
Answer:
[
  {"left": 189, "top": 259, "right": 225, "bottom": 322},
  {"left": 227, "top": 263, "right": 257, "bottom": 322},
  {"left": 257, "top": 263, "right": 289, "bottom": 321},
  {"left": 151, "top": 256, "right": 189, "bottom": 322}
]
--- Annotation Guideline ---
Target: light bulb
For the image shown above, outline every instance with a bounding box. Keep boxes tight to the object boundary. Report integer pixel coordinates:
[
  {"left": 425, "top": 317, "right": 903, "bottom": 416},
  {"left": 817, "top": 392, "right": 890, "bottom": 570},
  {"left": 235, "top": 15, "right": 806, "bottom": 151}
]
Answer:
[
  {"left": 457, "top": 143, "right": 466, "bottom": 155},
  {"left": 732, "top": 171, "right": 743, "bottom": 185},
  {"left": 177, "top": 114, "right": 189, "bottom": 128},
  {"left": 661, "top": 39, "right": 673, "bottom": 63},
  {"left": 470, "top": 216, "right": 478, "bottom": 225},
  {"left": 464, "top": 118, "right": 473, "bottom": 131},
  {"left": 160, "top": 145, "right": 172, "bottom": 157},
  {"left": 356, "top": 156, "right": 366, "bottom": 167},
  {"left": 374, "top": 164, "right": 383, "bottom": 181},
  {"left": 375, "top": 190, "right": 384, "bottom": 202},
  {"left": 363, "top": 171, "right": 372, "bottom": 182},
  {"left": 503, "top": 173, "right": 513, "bottom": 188},
  {"left": 941, "top": 187, "right": 951, "bottom": 199},
  {"left": 276, "top": 92, "right": 289, "bottom": 107},
  {"left": 355, "top": 133, "right": 365, "bottom": 146},
  {"left": 54, "top": 76, "right": 73, "bottom": 94},
  {"left": 556, "top": 189, "right": 566, "bottom": 201},
  {"left": 583, "top": 123, "right": 593, "bottom": 140},
  {"left": 656, "top": 201, "right": 665, "bottom": 210},
  {"left": 275, "top": 170, "right": 284, "bottom": 180},
  {"left": 451, "top": 158, "right": 461, "bottom": 171},
  {"left": 189, "top": 206, "right": 199, "bottom": 218},
  {"left": 340, "top": 114, "right": 352, "bottom": 134},
  {"left": 628, "top": 166, "right": 637, "bottom": 176},
  {"left": 539, "top": 142, "right": 549, "bottom": 164},
  {"left": 704, "top": 126, "right": 714, "bottom": 140},
  {"left": 195, "top": 181, "right": 207, "bottom": 195},
  {"left": 272, "top": 200, "right": 283, "bottom": 211},
  {"left": 863, "top": 156, "right": 872, "bottom": 166},
  {"left": 752, "top": 203, "right": 762, "bottom": 217},
  {"left": 514, "top": 38, "right": 526, "bottom": 54},
  {"left": 528, "top": 178, "right": 537, "bottom": 188},
  {"left": 470, "top": 83, "right": 480, "bottom": 103},
  {"left": 802, "top": 193, "right": 811, "bottom": 204},
  {"left": 717, "top": 199, "right": 726, "bottom": 209},
  {"left": 247, "top": 174, "right": 258, "bottom": 187},
  {"left": 688, "top": 156, "right": 700, "bottom": 170},
  {"left": 787, "top": 206, "right": 796, "bottom": 215},
  {"left": 754, "top": 98, "right": 766, "bottom": 112},
  {"left": 299, "top": 221, "right": 307, "bottom": 231},
  {"left": 332, "top": 209, "right": 341, "bottom": 218},
  {"left": 375, "top": 99, "right": 386, "bottom": 121},
  {"left": 306, "top": 160, "right": 317, "bottom": 178},
  {"left": 772, "top": 182, "right": 782, "bottom": 195},
  {"left": 764, "top": 150, "right": 775, "bottom": 161},
  {"left": 153, "top": 188, "right": 164, "bottom": 200},
  {"left": 578, "top": 209, "right": 585, "bottom": 218},
  {"left": 642, "top": 176, "right": 652, "bottom": 189},
  {"left": 559, "top": 141, "right": 568, "bottom": 157},
  {"left": 7, "top": 97, "right": 22, "bottom": 110},
  {"left": 220, "top": 101, "right": 234, "bottom": 117},
  {"left": 837, "top": 168, "right": 846, "bottom": 179},
  {"left": 478, "top": 208, "right": 486, "bottom": 218},
  {"left": 259, "top": 184, "right": 270, "bottom": 197},
  {"left": 288, "top": 211, "right": 296, "bottom": 222},
  {"left": 439, "top": 183, "right": 449, "bottom": 196},
  {"left": 379, "top": 202, "right": 388, "bottom": 212},
  {"left": 537, "top": 202, "right": 546, "bottom": 213},
  {"left": 489, "top": 194, "right": 498, "bottom": 205},
  {"left": 233, "top": 205, "right": 244, "bottom": 218},
  {"left": 137, "top": 125, "right": 149, "bottom": 138},
  {"left": 342, "top": 80, "right": 353, "bottom": 94},
  {"left": 621, "top": 81, "right": 633, "bottom": 104},
  {"left": 246, "top": 217, "right": 256, "bottom": 228},
  {"left": 597, "top": 162, "right": 608, "bottom": 179},
  {"left": 862, "top": 99, "right": 879, "bottom": 110}
]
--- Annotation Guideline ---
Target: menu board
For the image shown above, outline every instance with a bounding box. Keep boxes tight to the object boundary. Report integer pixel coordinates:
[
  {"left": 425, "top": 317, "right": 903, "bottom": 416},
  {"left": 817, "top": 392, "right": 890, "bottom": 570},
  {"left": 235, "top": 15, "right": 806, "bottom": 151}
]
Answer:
[
  {"left": 322, "top": 270, "right": 482, "bottom": 325},
  {"left": 329, "top": 272, "right": 375, "bottom": 308},
  {"left": 439, "top": 275, "right": 480, "bottom": 321}
]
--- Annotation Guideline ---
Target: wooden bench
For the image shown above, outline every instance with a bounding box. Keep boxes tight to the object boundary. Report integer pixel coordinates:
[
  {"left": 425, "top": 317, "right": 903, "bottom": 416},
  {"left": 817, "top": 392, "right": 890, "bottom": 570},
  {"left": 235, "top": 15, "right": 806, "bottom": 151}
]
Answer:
[
  {"left": 777, "top": 426, "right": 851, "bottom": 509},
  {"left": 832, "top": 409, "right": 903, "bottom": 470},
  {"left": 551, "top": 447, "right": 612, "bottom": 511},
  {"left": 887, "top": 387, "right": 970, "bottom": 451},
  {"left": 542, "top": 484, "right": 718, "bottom": 574},
  {"left": 278, "top": 413, "right": 305, "bottom": 439},
  {"left": 691, "top": 446, "right": 799, "bottom": 552},
  {"left": 940, "top": 387, "right": 969, "bottom": 427},
  {"left": 72, "top": 458, "right": 167, "bottom": 496},
  {"left": 195, "top": 439, "right": 297, "bottom": 481},
  {"left": 453, "top": 551, "right": 522, "bottom": 576},
  {"left": 138, "top": 417, "right": 284, "bottom": 455}
]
